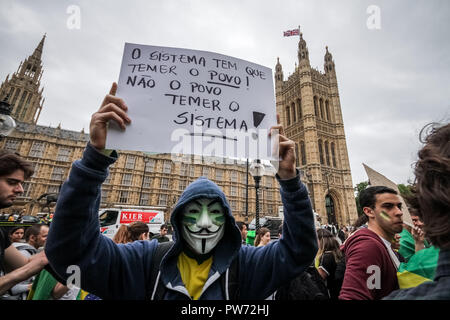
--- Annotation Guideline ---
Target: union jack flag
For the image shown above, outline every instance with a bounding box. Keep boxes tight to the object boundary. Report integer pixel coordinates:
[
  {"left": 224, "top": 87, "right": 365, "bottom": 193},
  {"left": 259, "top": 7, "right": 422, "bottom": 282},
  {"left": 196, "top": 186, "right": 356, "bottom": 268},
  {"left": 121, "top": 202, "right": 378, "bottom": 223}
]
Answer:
[{"left": 283, "top": 28, "right": 300, "bottom": 37}]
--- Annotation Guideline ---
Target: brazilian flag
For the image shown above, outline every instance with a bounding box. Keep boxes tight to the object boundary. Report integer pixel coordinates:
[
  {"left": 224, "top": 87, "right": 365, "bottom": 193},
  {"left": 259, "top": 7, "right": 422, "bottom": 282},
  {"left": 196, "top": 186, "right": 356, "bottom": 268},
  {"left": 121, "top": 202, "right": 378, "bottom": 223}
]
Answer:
[
  {"left": 398, "top": 228, "right": 431, "bottom": 262},
  {"left": 27, "top": 269, "right": 89, "bottom": 300},
  {"left": 397, "top": 246, "right": 440, "bottom": 289}
]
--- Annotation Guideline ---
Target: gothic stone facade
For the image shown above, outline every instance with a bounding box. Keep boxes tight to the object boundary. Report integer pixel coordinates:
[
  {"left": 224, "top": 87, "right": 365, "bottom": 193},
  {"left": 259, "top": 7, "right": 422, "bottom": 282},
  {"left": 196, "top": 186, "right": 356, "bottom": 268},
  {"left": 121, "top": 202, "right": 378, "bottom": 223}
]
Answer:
[{"left": 274, "top": 32, "right": 358, "bottom": 226}]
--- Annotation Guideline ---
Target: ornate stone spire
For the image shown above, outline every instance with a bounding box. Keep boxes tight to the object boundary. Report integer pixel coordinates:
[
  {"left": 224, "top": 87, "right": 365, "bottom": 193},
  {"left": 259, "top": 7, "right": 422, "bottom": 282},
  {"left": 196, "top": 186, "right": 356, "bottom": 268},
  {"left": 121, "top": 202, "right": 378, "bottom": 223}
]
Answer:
[
  {"left": 275, "top": 57, "right": 284, "bottom": 82},
  {"left": 0, "top": 34, "right": 46, "bottom": 124},
  {"left": 298, "top": 31, "right": 310, "bottom": 66},
  {"left": 32, "top": 33, "right": 46, "bottom": 61},
  {"left": 324, "top": 45, "right": 335, "bottom": 74}
]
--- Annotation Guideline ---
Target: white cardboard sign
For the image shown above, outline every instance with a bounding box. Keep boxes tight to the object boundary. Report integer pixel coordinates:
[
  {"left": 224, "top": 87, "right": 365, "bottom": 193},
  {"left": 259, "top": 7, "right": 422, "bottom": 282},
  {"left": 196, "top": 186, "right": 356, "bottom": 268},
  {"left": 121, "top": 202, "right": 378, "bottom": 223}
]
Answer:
[{"left": 106, "top": 43, "right": 277, "bottom": 161}]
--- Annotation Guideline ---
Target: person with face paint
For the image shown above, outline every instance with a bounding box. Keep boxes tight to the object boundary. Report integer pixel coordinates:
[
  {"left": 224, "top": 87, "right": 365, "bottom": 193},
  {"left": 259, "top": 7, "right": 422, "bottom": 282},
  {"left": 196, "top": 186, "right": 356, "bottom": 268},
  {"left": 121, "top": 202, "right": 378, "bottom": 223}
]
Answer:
[
  {"left": 45, "top": 83, "right": 318, "bottom": 300},
  {"left": 339, "top": 186, "right": 404, "bottom": 300}
]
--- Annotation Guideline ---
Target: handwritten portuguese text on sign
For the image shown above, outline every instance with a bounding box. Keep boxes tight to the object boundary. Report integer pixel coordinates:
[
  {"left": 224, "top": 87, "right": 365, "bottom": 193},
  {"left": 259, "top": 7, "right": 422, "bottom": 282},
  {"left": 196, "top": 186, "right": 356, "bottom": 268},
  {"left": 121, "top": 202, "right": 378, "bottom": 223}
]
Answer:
[{"left": 106, "top": 43, "right": 277, "bottom": 160}]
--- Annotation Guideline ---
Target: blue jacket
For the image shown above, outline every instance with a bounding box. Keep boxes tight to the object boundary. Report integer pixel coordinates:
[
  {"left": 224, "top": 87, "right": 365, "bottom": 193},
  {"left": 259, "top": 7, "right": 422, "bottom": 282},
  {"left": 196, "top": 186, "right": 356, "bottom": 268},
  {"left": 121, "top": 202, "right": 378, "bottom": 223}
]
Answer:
[{"left": 45, "top": 143, "right": 318, "bottom": 300}]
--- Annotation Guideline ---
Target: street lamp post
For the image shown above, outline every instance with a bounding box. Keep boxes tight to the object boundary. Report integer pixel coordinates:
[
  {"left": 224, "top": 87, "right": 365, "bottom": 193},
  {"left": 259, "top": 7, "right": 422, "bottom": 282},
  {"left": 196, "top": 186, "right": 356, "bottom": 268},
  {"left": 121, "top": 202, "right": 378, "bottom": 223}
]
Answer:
[
  {"left": 249, "top": 159, "right": 265, "bottom": 231},
  {"left": 305, "top": 169, "right": 315, "bottom": 212},
  {"left": 139, "top": 156, "right": 149, "bottom": 205},
  {"left": 0, "top": 95, "right": 16, "bottom": 138},
  {"left": 245, "top": 158, "right": 249, "bottom": 224}
]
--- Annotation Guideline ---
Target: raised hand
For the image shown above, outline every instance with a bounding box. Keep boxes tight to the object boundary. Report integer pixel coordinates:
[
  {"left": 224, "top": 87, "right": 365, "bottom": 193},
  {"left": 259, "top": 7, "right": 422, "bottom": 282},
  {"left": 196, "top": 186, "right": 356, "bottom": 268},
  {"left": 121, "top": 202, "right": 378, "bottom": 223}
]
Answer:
[
  {"left": 269, "top": 115, "right": 296, "bottom": 180},
  {"left": 89, "top": 82, "right": 131, "bottom": 150}
]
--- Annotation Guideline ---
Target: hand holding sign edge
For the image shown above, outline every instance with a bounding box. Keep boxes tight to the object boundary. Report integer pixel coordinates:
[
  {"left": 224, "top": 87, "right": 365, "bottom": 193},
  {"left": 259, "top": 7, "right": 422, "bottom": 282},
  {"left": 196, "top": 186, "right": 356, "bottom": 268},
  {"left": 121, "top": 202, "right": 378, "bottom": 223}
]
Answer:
[
  {"left": 89, "top": 82, "right": 131, "bottom": 151},
  {"left": 269, "top": 114, "right": 296, "bottom": 180}
]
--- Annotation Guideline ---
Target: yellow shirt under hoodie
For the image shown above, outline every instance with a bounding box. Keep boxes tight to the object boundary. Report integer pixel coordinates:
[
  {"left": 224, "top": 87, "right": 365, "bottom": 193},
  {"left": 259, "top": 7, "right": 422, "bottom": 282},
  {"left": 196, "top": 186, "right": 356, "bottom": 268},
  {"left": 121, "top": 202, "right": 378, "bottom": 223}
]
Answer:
[{"left": 177, "top": 251, "right": 213, "bottom": 300}]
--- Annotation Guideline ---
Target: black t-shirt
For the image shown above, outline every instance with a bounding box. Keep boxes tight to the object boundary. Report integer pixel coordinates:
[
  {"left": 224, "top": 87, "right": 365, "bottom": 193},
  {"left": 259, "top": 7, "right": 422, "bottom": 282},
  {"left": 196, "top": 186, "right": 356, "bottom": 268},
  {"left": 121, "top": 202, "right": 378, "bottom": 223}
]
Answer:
[
  {"left": 319, "top": 252, "right": 341, "bottom": 300},
  {"left": 1, "top": 227, "right": 12, "bottom": 272}
]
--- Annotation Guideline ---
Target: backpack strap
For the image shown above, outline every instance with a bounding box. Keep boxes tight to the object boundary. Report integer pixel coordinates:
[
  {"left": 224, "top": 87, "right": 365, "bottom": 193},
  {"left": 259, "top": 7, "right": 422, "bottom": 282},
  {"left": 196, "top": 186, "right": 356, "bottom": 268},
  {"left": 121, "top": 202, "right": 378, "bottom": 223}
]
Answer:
[
  {"left": 147, "top": 241, "right": 174, "bottom": 300},
  {"left": 221, "top": 255, "right": 239, "bottom": 300}
]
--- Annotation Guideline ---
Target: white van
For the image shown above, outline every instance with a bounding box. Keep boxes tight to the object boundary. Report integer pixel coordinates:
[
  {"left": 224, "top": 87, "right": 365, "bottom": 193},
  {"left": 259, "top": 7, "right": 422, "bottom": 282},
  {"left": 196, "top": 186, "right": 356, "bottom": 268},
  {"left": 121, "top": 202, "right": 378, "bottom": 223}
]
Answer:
[{"left": 99, "top": 205, "right": 165, "bottom": 239}]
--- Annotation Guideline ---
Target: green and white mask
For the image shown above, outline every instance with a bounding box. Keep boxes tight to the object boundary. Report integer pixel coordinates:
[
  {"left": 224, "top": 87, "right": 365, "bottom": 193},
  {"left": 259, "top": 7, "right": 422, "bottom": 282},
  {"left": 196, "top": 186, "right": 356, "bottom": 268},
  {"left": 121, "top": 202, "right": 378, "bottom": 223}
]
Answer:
[{"left": 180, "top": 197, "right": 226, "bottom": 255}]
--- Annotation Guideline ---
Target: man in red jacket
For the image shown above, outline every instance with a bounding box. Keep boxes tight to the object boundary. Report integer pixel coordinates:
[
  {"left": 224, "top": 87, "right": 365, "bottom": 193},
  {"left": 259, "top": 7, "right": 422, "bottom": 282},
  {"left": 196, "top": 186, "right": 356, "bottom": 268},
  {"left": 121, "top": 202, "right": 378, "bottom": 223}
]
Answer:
[{"left": 339, "top": 186, "right": 403, "bottom": 300}]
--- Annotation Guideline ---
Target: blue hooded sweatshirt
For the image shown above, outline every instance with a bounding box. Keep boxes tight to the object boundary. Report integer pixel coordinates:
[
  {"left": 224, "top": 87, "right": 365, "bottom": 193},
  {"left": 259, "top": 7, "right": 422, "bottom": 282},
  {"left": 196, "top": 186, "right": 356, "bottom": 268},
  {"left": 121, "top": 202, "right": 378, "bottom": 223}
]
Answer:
[{"left": 45, "top": 143, "right": 318, "bottom": 300}]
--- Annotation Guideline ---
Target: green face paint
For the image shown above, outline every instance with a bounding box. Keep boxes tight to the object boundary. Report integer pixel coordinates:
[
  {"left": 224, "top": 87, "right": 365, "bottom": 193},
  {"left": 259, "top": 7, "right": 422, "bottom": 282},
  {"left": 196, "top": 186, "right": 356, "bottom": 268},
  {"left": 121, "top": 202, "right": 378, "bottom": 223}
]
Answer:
[{"left": 380, "top": 210, "right": 391, "bottom": 221}]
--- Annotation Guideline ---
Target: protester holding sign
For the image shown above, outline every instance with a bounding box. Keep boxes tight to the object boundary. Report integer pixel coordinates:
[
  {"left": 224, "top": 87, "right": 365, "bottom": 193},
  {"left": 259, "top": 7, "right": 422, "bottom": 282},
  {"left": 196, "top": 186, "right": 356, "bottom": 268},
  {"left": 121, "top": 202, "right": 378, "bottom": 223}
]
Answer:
[{"left": 45, "top": 75, "right": 317, "bottom": 299}]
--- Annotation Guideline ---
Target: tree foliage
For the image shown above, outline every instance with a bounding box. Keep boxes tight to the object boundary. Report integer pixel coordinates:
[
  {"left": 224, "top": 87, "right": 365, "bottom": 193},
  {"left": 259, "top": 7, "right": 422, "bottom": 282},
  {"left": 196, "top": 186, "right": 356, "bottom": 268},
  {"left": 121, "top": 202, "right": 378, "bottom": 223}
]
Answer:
[
  {"left": 354, "top": 181, "right": 369, "bottom": 216},
  {"left": 397, "top": 183, "right": 413, "bottom": 199}
]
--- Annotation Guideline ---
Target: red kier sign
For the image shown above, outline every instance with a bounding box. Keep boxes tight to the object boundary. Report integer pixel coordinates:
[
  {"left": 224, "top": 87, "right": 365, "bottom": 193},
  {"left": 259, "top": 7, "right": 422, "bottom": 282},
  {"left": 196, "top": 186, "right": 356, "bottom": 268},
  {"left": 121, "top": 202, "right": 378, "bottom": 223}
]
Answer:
[{"left": 119, "top": 211, "right": 160, "bottom": 224}]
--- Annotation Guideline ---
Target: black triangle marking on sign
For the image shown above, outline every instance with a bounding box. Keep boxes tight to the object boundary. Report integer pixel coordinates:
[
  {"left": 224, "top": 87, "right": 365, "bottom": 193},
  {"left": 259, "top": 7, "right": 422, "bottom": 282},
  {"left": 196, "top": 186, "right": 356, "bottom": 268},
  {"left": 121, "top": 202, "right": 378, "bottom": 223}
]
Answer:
[{"left": 253, "top": 111, "right": 266, "bottom": 128}]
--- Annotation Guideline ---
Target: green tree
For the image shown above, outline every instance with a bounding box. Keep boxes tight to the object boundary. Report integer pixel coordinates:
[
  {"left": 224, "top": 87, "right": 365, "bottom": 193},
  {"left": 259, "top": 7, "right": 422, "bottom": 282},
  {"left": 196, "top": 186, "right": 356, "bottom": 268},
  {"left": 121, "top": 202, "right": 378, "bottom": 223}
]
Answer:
[
  {"left": 354, "top": 181, "right": 369, "bottom": 216},
  {"left": 397, "top": 183, "right": 413, "bottom": 199}
]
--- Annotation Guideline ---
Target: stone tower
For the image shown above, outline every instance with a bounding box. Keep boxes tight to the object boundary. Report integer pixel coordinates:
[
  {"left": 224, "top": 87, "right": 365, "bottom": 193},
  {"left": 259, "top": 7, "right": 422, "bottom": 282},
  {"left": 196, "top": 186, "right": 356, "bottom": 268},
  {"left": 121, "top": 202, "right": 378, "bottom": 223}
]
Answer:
[
  {"left": 275, "top": 31, "right": 358, "bottom": 226},
  {"left": 0, "top": 34, "right": 46, "bottom": 124}
]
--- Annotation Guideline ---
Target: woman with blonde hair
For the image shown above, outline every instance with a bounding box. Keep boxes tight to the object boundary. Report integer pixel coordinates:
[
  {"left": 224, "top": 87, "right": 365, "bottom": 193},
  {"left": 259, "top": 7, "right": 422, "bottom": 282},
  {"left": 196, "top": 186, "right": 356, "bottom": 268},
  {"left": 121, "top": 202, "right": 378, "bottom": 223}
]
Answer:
[
  {"left": 113, "top": 222, "right": 150, "bottom": 244},
  {"left": 254, "top": 227, "right": 271, "bottom": 247}
]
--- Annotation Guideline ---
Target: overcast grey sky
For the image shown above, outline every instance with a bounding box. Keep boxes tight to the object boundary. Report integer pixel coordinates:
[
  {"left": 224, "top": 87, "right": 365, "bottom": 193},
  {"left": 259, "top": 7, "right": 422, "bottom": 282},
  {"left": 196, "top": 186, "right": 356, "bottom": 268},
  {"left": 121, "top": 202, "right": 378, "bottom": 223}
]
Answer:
[{"left": 0, "top": 0, "right": 449, "bottom": 186}]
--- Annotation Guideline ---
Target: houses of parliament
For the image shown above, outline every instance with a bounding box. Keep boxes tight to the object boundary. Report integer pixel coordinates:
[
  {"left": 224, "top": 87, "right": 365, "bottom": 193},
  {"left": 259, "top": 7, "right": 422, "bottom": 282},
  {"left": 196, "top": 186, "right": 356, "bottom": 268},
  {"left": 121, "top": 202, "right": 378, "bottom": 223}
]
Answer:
[{"left": 0, "top": 33, "right": 357, "bottom": 226}]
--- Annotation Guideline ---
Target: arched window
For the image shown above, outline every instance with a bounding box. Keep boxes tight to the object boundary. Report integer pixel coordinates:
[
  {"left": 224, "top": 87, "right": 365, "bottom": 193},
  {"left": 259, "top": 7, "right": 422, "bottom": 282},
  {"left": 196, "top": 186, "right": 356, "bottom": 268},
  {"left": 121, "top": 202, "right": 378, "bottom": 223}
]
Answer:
[
  {"left": 297, "top": 99, "right": 302, "bottom": 119},
  {"left": 286, "top": 106, "right": 291, "bottom": 126},
  {"left": 300, "top": 141, "right": 306, "bottom": 165},
  {"left": 331, "top": 142, "right": 337, "bottom": 167},
  {"left": 325, "top": 141, "right": 330, "bottom": 166},
  {"left": 320, "top": 98, "right": 324, "bottom": 119},
  {"left": 325, "top": 194, "right": 336, "bottom": 225},
  {"left": 292, "top": 102, "right": 296, "bottom": 123},
  {"left": 314, "top": 96, "right": 319, "bottom": 117},
  {"left": 325, "top": 100, "right": 330, "bottom": 121},
  {"left": 318, "top": 139, "right": 324, "bottom": 165},
  {"left": 295, "top": 143, "right": 300, "bottom": 167}
]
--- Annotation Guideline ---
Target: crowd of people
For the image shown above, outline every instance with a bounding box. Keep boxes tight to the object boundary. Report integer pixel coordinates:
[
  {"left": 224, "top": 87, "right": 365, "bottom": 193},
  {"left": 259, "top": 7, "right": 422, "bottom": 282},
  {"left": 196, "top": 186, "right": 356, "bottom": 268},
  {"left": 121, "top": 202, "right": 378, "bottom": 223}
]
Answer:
[{"left": 0, "top": 82, "right": 448, "bottom": 301}]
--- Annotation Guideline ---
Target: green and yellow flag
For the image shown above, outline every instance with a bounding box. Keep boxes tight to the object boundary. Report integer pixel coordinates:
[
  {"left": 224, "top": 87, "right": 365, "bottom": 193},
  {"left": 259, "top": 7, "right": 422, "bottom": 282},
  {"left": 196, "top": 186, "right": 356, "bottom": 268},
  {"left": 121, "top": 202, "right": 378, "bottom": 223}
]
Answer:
[
  {"left": 397, "top": 246, "right": 439, "bottom": 289},
  {"left": 27, "top": 269, "right": 88, "bottom": 300}
]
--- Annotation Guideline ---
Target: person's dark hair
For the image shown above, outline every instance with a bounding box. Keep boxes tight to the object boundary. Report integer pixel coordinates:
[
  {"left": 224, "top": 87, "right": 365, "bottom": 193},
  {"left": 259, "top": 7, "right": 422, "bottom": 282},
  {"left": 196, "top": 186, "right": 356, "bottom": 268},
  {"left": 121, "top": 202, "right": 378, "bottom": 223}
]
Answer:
[
  {"left": 403, "top": 188, "right": 420, "bottom": 217},
  {"left": 411, "top": 123, "right": 450, "bottom": 249},
  {"left": 236, "top": 221, "right": 247, "bottom": 232},
  {"left": 160, "top": 223, "right": 168, "bottom": 230},
  {"left": 0, "top": 150, "right": 34, "bottom": 179},
  {"left": 352, "top": 214, "right": 368, "bottom": 230},
  {"left": 24, "top": 224, "right": 44, "bottom": 242},
  {"left": 317, "top": 228, "right": 343, "bottom": 262},
  {"left": 359, "top": 186, "right": 397, "bottom": 210},
  {"left": 113, "top": 221, "right": 149, "bottom": 244},
  {"left": 8, "top": 226, "right": 25, "bottom": 237}
]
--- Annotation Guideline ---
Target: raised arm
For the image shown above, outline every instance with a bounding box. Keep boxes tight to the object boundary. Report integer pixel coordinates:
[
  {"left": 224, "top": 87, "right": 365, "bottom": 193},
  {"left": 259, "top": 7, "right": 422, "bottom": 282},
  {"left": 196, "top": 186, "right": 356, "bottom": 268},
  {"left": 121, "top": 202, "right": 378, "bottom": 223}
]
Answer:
[
  {"left": 45, "top": 83, "right": 156, "bottom": 299},
  {"left": 238, "top": 123, "right": 318, "bottom": 299}
]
